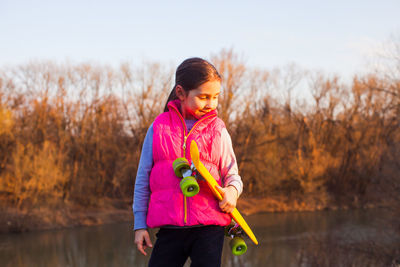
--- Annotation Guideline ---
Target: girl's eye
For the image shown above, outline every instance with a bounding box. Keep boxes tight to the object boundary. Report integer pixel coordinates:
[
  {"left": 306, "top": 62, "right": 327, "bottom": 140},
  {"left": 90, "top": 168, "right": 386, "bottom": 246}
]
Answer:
[{"left": 199, "top": 95, "right": 219, "bottom": 100}]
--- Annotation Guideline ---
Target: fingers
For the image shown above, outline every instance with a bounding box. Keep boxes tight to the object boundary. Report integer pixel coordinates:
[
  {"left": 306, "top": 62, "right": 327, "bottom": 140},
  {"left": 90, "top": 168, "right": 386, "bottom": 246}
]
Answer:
[
  {"left": 219, "top": 199, "right": 234, "bottom": 213},
  {"left": 137, "top": 242, "right": 147, "bottom": 256},
  {"left": 135, "top": 237, "right": 147, "bottom": 256},
  {"left": 135, "top": 238, "right": 146, "bottom": 256},
  {"left": 218, "top": 185, "right": 238, "bottom": 213},
  {"left": 134, "top": 229, "right": 152, "bottom": 256},
  {"left": 216, "top": 185, "right": 225, "bottom": 197},
  {"left": 144, "top": 232, "right": 153, "bottom": 249}
]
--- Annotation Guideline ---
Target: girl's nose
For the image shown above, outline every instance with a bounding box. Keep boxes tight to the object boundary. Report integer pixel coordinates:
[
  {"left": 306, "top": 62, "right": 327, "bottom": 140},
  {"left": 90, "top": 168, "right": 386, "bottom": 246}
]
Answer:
[{"left": 206, "top": 99, "right": 218, "bottom": 110}]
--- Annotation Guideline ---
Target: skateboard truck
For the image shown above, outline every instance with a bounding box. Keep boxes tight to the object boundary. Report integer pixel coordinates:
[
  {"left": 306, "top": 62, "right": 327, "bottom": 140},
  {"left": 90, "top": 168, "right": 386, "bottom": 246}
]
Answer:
[
  {"left": 172, "top": 158, "right": 200, "bottom": 197},
  {"left": 190, "top": 163, "right": 205, "bottom": 182}
]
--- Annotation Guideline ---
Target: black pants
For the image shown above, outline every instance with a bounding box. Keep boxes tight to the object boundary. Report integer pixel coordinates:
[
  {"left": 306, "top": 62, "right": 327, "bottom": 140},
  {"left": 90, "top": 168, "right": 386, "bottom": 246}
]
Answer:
[{"left": 148, "top": 225, "right": 225, "bottom": 267}]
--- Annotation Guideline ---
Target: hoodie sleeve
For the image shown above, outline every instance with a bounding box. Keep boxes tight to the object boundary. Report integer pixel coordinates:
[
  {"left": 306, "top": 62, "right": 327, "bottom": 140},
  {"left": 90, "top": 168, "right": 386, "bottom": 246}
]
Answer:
[
  {"left": 220, "top": 128, "right": 243, "bottom": 196},
  {"left": 132, "top": 123, "right": 153, "bottom": 230}
]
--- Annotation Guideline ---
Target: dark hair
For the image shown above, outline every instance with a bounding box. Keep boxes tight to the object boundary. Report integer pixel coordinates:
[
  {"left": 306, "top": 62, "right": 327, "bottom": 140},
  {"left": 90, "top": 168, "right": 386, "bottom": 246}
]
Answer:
[{"left": 164, "top": 57, "right": 221, "bottom": 112}]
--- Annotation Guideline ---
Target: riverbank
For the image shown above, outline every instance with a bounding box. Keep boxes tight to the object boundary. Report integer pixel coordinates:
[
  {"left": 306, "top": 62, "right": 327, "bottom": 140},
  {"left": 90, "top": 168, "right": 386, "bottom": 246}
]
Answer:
[
  {"left": 238, "top": 195, "right": 388, "bottom": 216},
  {"left": 0, "top": 195, "right": 393, "bottom": 234},
  {"left": 0, "top": 199, "right": 133, "bottom": 234}
]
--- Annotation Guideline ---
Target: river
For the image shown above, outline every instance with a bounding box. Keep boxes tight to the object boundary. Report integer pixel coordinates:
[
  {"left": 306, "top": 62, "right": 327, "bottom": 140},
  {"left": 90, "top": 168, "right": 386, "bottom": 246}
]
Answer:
[{"left": 1, "top": 208, "right": 399, "bottom": 266}]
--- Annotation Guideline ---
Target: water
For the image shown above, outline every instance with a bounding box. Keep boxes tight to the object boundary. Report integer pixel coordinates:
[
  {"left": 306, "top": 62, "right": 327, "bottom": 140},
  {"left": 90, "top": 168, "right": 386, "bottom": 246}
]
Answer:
[{"left": 1, "top": 209, "right": 399, "bottom": 266}]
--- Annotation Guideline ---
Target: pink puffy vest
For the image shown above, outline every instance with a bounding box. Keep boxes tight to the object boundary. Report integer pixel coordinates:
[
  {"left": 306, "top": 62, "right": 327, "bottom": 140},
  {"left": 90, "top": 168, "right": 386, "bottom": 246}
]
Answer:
[{"left": 146, "top": 100, "right": 231, "bottom": 228}]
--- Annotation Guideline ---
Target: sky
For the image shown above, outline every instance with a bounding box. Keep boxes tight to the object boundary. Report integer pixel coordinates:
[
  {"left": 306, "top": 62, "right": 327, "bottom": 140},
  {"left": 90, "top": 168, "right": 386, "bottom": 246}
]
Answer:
[{"left": 1, "top": 0, "right": 399, "bottom": 78}]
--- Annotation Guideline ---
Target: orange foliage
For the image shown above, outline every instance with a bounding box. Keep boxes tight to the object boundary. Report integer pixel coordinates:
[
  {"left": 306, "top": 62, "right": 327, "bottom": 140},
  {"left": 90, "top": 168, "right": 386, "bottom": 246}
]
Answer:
[{"left": 0, "top": 50, "right": 399, "bottom": 211}]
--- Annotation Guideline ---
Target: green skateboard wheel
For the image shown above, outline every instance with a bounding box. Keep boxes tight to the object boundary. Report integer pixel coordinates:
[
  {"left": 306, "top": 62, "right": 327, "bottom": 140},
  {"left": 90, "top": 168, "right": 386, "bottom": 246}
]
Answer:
[
  {"left": 230, "top": 237, "right": 247, "bottom": 256},
  {"left": 173, "top": 158, "right": 190, "bottom": 177},
  {"left": 180, "top": 176, "right": 199, "bottom": 197}
]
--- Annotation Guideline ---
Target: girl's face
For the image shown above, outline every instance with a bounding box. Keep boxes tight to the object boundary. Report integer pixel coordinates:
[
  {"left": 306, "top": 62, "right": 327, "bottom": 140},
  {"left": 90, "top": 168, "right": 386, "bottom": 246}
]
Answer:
[{"left": 177, "top": 80, "right": 221, "bottom": 120}]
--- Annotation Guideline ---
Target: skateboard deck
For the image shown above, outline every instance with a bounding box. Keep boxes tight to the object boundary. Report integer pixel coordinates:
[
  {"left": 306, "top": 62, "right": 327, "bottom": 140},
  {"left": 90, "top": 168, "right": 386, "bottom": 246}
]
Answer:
[{"left": 190, "top": 140, "right": 259, "bottom": 245}]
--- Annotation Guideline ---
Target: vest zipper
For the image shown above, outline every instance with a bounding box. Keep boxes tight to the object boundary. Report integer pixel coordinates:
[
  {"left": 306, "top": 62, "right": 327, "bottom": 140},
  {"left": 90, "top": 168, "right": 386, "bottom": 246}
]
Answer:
[
  {"left": 170, "top": 105, "right": 216, "bottom": 157},
  {"left": 183, "top": 135, "right": 187, "bottom": 151},
  {"left": 170, "top": 105, "right": 217, "bottom": 225},
  {"left": 182, "top": 115, "right": 217, "bottom": 156},
  {"left": 184, "top": 196, "right": 188, "bottom": 224}
]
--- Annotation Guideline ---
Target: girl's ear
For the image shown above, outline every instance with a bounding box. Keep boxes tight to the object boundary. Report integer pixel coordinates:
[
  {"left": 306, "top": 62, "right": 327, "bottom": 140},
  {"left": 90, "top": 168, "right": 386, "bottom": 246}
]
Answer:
[{"left": 175, "top": 85, "right": 186, "bottom": 101}]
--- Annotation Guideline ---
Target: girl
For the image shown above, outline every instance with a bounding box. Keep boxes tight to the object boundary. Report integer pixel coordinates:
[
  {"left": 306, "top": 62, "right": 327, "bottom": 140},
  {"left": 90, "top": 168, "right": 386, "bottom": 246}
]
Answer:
[{"left": 133, "top": 57, "right": 243, "bottom": 267}]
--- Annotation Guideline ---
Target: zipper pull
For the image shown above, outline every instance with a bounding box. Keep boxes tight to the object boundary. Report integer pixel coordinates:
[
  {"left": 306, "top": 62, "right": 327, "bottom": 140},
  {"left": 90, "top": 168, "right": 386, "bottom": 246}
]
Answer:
[{"left": 183, "top": 135, "right": 187, "bottom": 151}]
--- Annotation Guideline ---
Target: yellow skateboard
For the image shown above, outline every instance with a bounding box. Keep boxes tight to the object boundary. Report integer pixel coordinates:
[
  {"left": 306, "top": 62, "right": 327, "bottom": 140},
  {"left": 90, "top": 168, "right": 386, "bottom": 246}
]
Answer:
[{"left": 172, "top": 140, "right": 259, "bottom": 255}]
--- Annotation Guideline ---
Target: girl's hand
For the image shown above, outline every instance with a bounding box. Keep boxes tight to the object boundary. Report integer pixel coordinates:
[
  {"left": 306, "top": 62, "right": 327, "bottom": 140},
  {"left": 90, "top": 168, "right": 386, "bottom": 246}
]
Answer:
[
  {"left": 134, "top": 229, "right": 153, "bottom": 256},
  {"left": 216, "top": 185, "right": 238, "bottom": 213}
]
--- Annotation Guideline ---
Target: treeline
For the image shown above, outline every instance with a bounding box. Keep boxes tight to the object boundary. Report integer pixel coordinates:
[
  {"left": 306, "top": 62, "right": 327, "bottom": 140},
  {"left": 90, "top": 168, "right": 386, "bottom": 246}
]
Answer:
[
  {"left": 213, "top": 50, "right": 399, "bottom": 205},
  {"left": 0, "top": 49, "right": 399, "bottom": 210}
]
